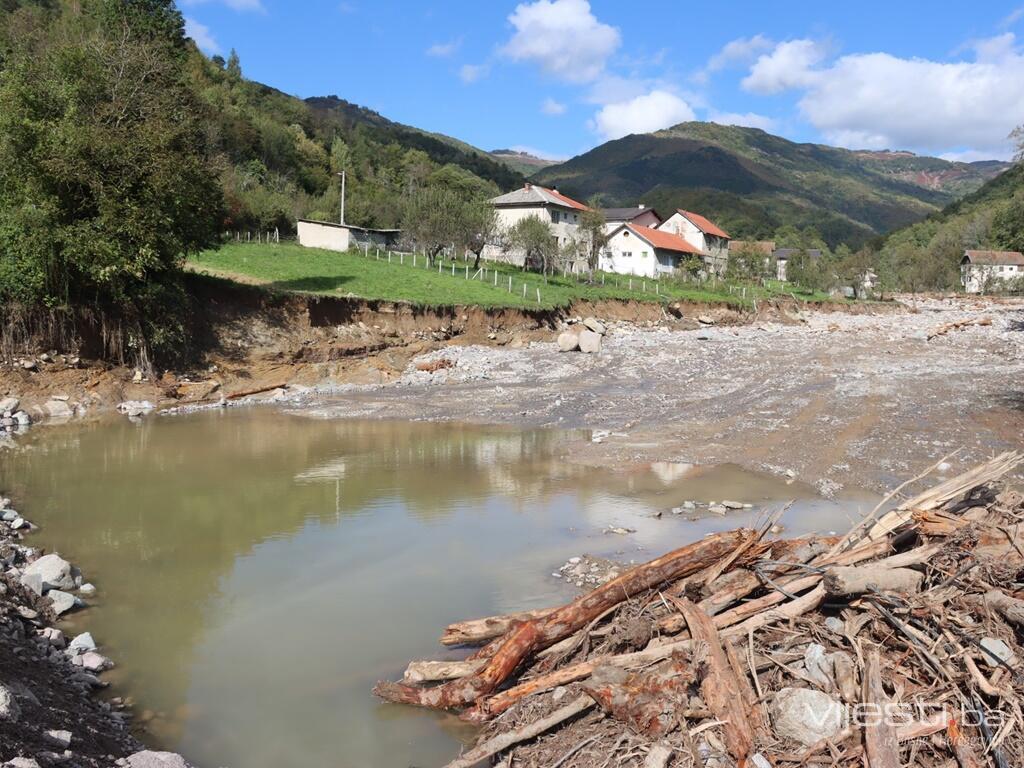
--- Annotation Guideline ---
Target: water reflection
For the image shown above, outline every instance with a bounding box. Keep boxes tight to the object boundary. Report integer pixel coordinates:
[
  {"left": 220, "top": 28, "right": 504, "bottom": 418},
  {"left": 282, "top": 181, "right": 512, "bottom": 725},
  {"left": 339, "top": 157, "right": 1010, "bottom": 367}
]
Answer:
[{"left": 0, "top": 412, "right": 871, "bottom": 767}]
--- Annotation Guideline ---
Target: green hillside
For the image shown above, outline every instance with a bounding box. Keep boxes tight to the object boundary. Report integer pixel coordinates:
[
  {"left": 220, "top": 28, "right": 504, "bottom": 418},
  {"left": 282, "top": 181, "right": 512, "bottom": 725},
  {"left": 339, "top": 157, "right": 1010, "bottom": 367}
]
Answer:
[{"left": 532, "top": 122, "right": 1008, "bottom": 248}]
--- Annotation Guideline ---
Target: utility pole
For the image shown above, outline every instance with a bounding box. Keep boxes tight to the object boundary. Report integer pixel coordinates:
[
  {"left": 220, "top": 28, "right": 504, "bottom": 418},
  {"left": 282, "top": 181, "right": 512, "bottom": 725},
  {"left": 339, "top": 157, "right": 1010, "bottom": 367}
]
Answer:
[{"left": 337, "top": 170, "right": 346, "bottom": 225}]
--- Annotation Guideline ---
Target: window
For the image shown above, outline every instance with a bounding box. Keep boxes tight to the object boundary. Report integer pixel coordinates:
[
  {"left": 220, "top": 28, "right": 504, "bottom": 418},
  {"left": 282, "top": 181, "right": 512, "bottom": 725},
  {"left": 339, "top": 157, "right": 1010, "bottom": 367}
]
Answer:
[
  {"left": 642, "top": 251, "right": 649, "bottom": 259},
  {"left": 551, "top": 210, "right": 560, "bottom": 223},
  {"left": 622, "top": 251, "right": 632, "bottom": 259}
]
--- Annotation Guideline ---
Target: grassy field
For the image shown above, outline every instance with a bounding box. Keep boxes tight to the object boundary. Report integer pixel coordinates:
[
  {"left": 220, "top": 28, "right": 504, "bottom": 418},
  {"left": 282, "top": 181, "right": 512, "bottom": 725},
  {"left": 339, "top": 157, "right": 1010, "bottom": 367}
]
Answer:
[{"left": 188, "top": 242, "right": 835, "bottom": 310}]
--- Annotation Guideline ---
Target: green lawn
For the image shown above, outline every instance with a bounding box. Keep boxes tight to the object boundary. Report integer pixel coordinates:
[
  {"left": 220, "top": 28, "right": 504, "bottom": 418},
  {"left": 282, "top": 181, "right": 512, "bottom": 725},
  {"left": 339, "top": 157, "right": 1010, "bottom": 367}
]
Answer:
[{"left": 188, "top": 242, "right": 836, "bottom": 310}]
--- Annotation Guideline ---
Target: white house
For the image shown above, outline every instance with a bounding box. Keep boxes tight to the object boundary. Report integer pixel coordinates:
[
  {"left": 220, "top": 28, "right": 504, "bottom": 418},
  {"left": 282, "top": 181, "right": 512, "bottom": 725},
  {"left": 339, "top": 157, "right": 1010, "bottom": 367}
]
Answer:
[
  {"left": 657, "top": 210, "right": 731, "bottom": 276},
  {"left": 297, "top": 219, "right": 401, "bottom": 252},
  {"left": 601, "top": 205, "right": 662, "bottom": 233},
  {"left": 961, "top": 250, "right": 1024, "bottom": 294},
  {"left": 483, "top": 183, "right": 589, "bottom": 265},
  {"left": 600, "top": 224, "right": 705, "bottom": 278}
]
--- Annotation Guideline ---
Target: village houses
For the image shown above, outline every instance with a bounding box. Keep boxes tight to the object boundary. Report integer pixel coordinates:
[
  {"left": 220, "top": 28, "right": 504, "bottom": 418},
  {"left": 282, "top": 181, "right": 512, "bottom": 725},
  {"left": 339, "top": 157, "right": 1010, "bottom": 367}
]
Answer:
[
  {"left": 961, "top": 249, "right": 1024, "bottom": 293},
  {"left": 656, "top": 210, "right": 731, "bottom": 276},
  {"left": 482, "top": 183, "right": 589, "bottom": 266},
  {"left": 600, "top": 223, "right": 705, "bottom": 278}
]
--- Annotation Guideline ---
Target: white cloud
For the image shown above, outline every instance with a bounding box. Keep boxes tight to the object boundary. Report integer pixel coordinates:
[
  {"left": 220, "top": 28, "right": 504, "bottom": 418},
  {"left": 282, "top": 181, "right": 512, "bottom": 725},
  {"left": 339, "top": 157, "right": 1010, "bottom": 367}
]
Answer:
[
  {"left": 459, "top": 63, "right": 489, "bottom": 83},
  {"left": 426, "top": 39, "right": 461, "bottom": 58},
  {"left": 184, "top": 17, "right": 221, "bottom": 55},
  {"left": 592, "top": 90, "right": 695, "bottom": 141},
  {"left": 694, "top": 34, "right": 774, "bottom": 83},
  {"left": 501, "top": 0, "right": 620, "bottom": 84},
  {"left": 181, "top": 0, "right": 264, "bottom": 12},
  {"left": 742, "top": 39, "right": 827, "bottom": 94},
  {"left": 743, "top": 35, "right": 1024, "bottom": 156},
  {"left": 708, "top": 111, "right": 777, "bottom": 131},
  {"left": 541, "top": 97, "right": 567, "bottom": 115}
]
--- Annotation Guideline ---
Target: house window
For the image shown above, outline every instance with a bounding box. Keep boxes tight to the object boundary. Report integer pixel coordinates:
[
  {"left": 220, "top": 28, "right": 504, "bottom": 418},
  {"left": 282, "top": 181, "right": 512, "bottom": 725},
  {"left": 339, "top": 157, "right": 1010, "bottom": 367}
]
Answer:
[
  {"left": 622, "top": 251, "right": 632, "bottom": 259},
  {"left": 642, "top": 251, "right": 649, "bottom": 259},
  {"left": 551, "top": 210, "right": 561, "bottom": 224}
]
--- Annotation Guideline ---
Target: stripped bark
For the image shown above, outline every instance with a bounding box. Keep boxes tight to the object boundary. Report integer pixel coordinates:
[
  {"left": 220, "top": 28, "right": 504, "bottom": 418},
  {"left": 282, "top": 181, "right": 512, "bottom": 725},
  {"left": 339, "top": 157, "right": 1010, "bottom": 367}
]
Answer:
[
  {"left": 441, "top": 608, "right": 556, "bottom": 647},
  {"left": 823, "top": 565, "right": 924, "bottom": 596},
  {"left": 984, "top": 589, "right": 1024, "bottom": 628},
  {"left": 862, "top": 650, "right": 900, "bottom": 768}
]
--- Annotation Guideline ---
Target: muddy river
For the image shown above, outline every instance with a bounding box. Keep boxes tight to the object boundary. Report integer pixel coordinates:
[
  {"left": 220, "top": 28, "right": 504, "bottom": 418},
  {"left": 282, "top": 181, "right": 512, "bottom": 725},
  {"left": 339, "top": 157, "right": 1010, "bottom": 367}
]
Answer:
[{"left": 0, "top": 410, "right": 876, "bottom": 766}]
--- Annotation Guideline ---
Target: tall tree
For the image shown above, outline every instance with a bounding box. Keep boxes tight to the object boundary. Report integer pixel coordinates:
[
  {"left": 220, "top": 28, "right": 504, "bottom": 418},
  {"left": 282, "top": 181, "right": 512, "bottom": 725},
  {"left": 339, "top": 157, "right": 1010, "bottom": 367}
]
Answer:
[
  {"left": 576, "top": 204, "right": 608, "bottom": 273},
  {"left": 507, "top": 216, "right": 558, "bottom": 275}
]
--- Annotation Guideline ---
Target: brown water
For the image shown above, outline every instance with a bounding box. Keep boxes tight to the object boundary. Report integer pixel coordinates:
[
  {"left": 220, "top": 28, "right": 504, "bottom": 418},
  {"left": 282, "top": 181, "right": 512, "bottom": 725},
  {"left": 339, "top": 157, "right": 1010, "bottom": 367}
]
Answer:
[{"left": 0, "top": 411, "right": 874, "bottom": 767}]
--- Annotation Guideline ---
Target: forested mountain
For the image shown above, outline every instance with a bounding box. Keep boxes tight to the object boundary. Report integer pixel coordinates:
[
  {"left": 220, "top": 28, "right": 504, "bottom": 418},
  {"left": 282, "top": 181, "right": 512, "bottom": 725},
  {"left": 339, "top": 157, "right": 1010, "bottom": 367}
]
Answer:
[{"left": 532, "top": 122, "right": 1009, "bottom": 248}]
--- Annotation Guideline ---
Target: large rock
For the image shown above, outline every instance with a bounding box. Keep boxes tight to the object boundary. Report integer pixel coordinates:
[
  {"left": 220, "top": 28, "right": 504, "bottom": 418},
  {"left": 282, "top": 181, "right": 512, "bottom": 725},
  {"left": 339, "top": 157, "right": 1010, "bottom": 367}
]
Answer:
[
  {"left": 771, "top": 687, "right": 845, "bottom": 746},
  {"left": 67, "top": 632, "right": 96, "bottom": 656},
  {"left": 45, "top": 589, "right": 77, "bottom": 616},
  {"left": 23, "top": 554, "right": 75, "bottom": 591},
  {"left": 42, "top": 399, "right": 73, "bottom": 420},
  {"left": 556, "top": 331, "right": 580, "bottom": 352},
  {"left": 19, "top": 572, "right": 43, "bottom": 597},
  {"left": 80, "top": 651, "right": 113, "bottom": 673},
  {"left": 582, "top": 317, "right": 606, "bottom": 335},
  {"left": 0, "top": 397, "right": 19, "bottom": 414},
  {"left": 4, "top": 758, "right": 40, "bottom": 768},
  {"left": 0, "top": 684, "right": 20, "bottom": 723},
  {"left": 578, "top": 329, "right": 602, "bottom": 354},
  {"left": 125, "top": 751, "right": 193, "bottom": 768}
]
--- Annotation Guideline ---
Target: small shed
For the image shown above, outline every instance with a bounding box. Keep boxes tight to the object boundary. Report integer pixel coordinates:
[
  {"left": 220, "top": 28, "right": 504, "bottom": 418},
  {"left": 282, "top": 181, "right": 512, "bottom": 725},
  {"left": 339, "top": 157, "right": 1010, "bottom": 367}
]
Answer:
[{"left": 297, "top": 220, "right": 402, "bottom": 253}]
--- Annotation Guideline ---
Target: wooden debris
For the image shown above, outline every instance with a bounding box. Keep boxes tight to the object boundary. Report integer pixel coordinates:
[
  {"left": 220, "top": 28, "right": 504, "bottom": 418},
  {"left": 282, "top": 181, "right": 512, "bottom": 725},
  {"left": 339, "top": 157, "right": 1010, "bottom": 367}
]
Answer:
[
  {"left": 862, "top": 650, "right": 900, "bottom": 768},
  {"left": 823, "top": 564, "right": 924, "bottom": 596},
  {"left": 927, "top": 316, "right": 992, "bottom": 340}
]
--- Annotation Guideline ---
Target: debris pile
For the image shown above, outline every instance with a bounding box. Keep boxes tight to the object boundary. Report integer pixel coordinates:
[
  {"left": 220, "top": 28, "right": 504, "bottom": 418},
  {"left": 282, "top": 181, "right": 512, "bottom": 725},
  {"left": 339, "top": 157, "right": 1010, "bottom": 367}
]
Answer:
[{"left": 376, "top": 452, "right": 1024, "bottom": 767}]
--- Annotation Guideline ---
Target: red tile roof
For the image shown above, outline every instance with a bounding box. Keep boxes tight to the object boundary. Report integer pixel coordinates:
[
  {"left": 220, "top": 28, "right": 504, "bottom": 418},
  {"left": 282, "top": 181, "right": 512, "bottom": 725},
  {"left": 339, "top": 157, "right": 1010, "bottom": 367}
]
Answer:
[
  {"left": 677, "top": 210, "right": 730, "bottom": 239},
  {"left": 629, "top": 225, "right": 705, "bottom": 255},
  {"left": 963, "top": 250, "right": 1024, "bottom": 266},
  {"left": 542, "top": 186, "right": 589, "bottom": 211}
]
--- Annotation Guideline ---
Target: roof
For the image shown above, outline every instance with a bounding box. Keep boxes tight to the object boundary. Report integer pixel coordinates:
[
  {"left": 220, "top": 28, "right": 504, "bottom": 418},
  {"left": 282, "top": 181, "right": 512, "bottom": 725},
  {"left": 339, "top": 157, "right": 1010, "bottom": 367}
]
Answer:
[
  {"left": 774, "top": 248, "right": 823, "bottom": 260},
  {"left": 962, "top": 250, "right": 1024, "bottom": 266},
  {"left": 298, "top": 219, "right": 401, "bottom": 233},
  {"left": 613, "top": 224, "right": 705, "bottom": 255},
  {"left": 602, "top": 207, "right": 662, "bottom": 223},
  {"left": 729, "top": 240, "right": 776, "bottom": 255},
  {"left": 490, "top": 184, "right": 588, "bottom": 211},
  {"left": 676, "top": 210, "right": 730, "bottom": 239}
]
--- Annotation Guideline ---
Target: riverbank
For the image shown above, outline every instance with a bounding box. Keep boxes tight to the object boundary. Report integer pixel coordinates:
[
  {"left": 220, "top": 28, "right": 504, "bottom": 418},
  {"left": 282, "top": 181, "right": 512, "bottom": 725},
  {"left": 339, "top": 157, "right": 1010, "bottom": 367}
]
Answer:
[{"left": 0, "top": 494, "right": 193, "bottom": 767}]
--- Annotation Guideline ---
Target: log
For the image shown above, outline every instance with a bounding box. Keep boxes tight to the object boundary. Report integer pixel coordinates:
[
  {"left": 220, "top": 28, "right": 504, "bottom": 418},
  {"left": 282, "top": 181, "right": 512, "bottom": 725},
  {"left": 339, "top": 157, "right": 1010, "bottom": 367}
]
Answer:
[
  {"left": 984, "top": 589, "right": 1024, "bottom": 627},
  {"left": 823, "top": 565, "right": 924, "bottom": 596},
  {"left": 677, "top": 598, "right": 755, "bottom": 765},
  {"left": 442, "top": 694, "right": 596, "bottom": 768},
  {"left": 927, "top": 316, "right": 991, "bottom": 340},
  {"left": 403, "top": 659, "right": 485, "bottom": 684},
  {"left": 583, "top": 657, "right": 694, "bottom": 737},
  {"left": 862, "top": 650, "right": 900, "bottom": 768},
  {"left": 947, "top": 719, "right": 982, "bottom": 768},
  {"left": 441, "top": 608, "right": 556, "bottom": 647},
  {"left": 226, "top": 381, "right": 288, "bottom": 400},
  {"left": 376, "top": 529, "right": 756, "bottom": 710}
]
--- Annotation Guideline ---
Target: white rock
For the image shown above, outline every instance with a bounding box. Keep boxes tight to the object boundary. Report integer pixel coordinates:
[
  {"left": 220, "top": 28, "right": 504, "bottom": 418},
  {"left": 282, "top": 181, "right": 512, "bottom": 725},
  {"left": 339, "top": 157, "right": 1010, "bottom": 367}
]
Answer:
[
  {"left": 43, "top": 399, "right": 73, "bottom": 420},
  {"left": 578, "top": 329, "right": 602, "bottom": 354},
  {"left": 0, "top": 397, "right": 19, "bottom": 414},
  {"left": 721, "top": 500, "right": 744, "bottom": 510},
  {"left": 556, "top": 331, "right": 580, "bottom": 352},
  {"left": 708, "top": 504, "right": 728, "bottom": 515},
  {"left": 125, "top": 751, "right": 193, "bottom": 768},
  {"left": 44, "top": 730, "right": 71, "bottom": 749},
  {"left": 10, "top": 517, "right": 25, "bottom": 530},
  {"left": 803, "top": 643, "right": 833, "bottom": 690},
  {"left": 67, "top": 632, "right": 96, "bottom": 655},
  {"left": 980, "top": 637, "right": 1016, "bottom": 668},
  {"left": 24, "top": 554, "right": 75, "bottom": 591},
  {"left": 19, "top": 572, "right": 42, "bottom": 597},
  {"left": 4, "top": 758, "right": 40, "bottom": 768},
  {"left": 0, "top": 684, "right": 20, "bottom": 722},
  {"left": 2, "top": 510, "right": 18, "bottom": 522},
  {"left": 771, "top": 688, "right": 845, "bottom": 746},
  {"left": 80, "top": 651, "right": 113, "bottom": 673},
  {"left": 118, "top": 400, "right": 155, "bottom": 418},
  {"left": 79, "top": 582, "right": 96, "bottom": 596},
  {"left": 46, "top": 589, "right": 77, "bottom": 616},
  {"left": 582, "top": 317, "right": 606, "bottom": 335}
]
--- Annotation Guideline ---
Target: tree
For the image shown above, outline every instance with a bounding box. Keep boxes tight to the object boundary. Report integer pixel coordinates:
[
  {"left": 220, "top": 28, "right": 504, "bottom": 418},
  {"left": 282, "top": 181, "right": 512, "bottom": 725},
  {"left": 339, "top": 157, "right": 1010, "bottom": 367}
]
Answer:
[
  {"left": 507, "top": 216, "right": 558, "bottom": 275},
  {"left": 576, "top": 204, "right": 608, "bottom": 273},
  {"left": 1012, "top": 124, "right": 1024, "bottom": 162},
  {"left": 226, "top": 47, "right": 241, "bottom": 81},
  {"left": 462, "top": 199, "right": 497, "bottom": 270},
  {"left": 727, "top": 242, "right": 770, "bottom": 281},
  {"left": 0, "top": 0, "right": 223, "bottom": 365},
  {"left": 400, "top": 186, "right": 493, "bottom": 267},
  {"left": 991, "top": 194, "right": 1024, "bottom": 254}
]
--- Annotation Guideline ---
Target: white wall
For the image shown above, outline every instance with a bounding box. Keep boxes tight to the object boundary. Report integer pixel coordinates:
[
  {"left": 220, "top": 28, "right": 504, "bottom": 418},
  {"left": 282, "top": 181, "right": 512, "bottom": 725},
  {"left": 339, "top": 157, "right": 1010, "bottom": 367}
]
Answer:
[
  {"left": 297, "top": 220, "right": 351, "bottom": 252},
  {"left": 599, "top": 228, "right": 658, "bottom": 278},
  {"left": 962, "top": 263, "right": 1022, "bottom": 293},
  {"left": 657, "top": 213, "right": 729, "bottom": 275},
  {"left": 486, "top": 204, "right": 582, "bottom": 264}
]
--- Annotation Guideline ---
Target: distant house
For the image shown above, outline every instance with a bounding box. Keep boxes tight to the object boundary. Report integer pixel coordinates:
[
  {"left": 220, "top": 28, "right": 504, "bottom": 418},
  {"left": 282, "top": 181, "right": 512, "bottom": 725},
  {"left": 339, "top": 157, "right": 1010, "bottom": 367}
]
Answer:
[
  {"left": 773, "top": 248, "right": 823, "bottom": 282},
  {"left": 483, "top": 183, "right": 589, "bottom": 265},
  {"left": 657, "top": 210, "right": 731, "bottom": 276},
  {"left": 601, "top": 205, "right": 662, "bottom": 232},
  {"left": 601, "top": 224, "right": 705, "bottom": 278},
  {"left": 961, "top": 250, "right": 1024, "bottom": 294},
  {"left": 297, "top": 219, "right": 401, "bottom": 252}
]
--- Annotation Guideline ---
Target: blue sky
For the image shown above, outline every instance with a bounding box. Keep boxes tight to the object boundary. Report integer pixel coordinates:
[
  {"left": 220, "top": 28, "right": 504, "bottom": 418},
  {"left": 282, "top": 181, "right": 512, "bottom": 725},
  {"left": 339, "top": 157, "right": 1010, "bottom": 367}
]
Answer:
[{"left": 182, "top": 0, "right": 1024, "bottom": 162}]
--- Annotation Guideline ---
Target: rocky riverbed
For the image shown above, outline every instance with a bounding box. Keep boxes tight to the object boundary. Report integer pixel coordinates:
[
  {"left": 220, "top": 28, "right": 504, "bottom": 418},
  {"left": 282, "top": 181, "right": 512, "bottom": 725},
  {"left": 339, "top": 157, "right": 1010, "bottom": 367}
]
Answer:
[{"left": 0, "top": 493, "right": 194, "bottom": 768}]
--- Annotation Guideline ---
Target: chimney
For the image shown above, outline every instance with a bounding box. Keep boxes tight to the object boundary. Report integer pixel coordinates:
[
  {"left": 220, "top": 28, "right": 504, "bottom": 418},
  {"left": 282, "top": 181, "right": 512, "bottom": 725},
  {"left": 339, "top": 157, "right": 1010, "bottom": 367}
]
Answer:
[
  {"left": 524, "top": 183, "right": 532, "bottom": 189},
  {"left": 638, "top": 204, "right": 646, "bottom": 209}
]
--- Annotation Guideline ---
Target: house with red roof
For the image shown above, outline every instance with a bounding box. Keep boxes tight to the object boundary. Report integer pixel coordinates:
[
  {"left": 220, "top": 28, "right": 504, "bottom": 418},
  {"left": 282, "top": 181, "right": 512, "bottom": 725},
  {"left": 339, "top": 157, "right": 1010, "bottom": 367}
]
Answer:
[
  {"left": 961, "top": 250, "right": 1024, "bottom": 294},
  {"left": 483, "top": 183, "right": 589, "bottom": 266},
  {"left": 657, "top": 210, "right": 731, "bottom": 276},
  {"left": 601, "top": 223, "right": 705, "bottom": 278}
]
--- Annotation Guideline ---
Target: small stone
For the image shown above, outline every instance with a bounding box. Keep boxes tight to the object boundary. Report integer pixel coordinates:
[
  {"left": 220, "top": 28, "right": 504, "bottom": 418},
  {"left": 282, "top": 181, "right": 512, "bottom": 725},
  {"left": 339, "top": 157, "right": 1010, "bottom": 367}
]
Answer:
[
  {"left": 0, "top": 397, "right": 19, "bottom": 413},
  {"left": 67, "top": 632, "right": 96, "bottom": 655},
  {"left": 980, "top": 637, "right": 1016, "bottom": 668},
  {"left": 46, "top": 589, "right": 78, "bottom": 616},
  {"left": 80, "top": 651, "right": 113, "bottom": 673},
  {"left": 708, "top": 504, "right": 728, "bottom": 515},
  {"left": 771, "top": 688, "right": 844, "bottom": 746},
  {"left": 556, "top": 331, "right": 580, "bottom": 352},
  {"left": 125, "top": 751, "right": 193, "bottom": 768},
  {"left": 44, "top": 730, "right": 71, "bottom": 749},
  {"left": 751, "top": 755, "right": 772, "bottom": 768},
  {"left": 0, "top": 684, "right": 20, "bottom": 723},
  {"left": 1, "top": 510, "right": 17, "bottom": 522},
  {"left": 551, "top": 686, "right": 567, "bottom": 702},
  {"left": 16, "top": 606, "right": 37, "bottom": 620},
  {"left": 824, "top": 616, "right": 845, "bottom": 634},
  {"left": 20, "top": 360, "right": 37, "bottom": 371},
  {"left": 10, "top": 517, "right": 25, "bottom": 530},
  {"left": 79, "top": 582, "right": 96, "bottom": 596}
]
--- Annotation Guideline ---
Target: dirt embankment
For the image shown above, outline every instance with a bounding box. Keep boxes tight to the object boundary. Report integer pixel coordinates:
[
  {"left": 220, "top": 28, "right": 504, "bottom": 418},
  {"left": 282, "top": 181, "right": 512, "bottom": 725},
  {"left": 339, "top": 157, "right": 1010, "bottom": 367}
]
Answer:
[{"left": 0, "top": 276, "right": 896, "bottom": 419}]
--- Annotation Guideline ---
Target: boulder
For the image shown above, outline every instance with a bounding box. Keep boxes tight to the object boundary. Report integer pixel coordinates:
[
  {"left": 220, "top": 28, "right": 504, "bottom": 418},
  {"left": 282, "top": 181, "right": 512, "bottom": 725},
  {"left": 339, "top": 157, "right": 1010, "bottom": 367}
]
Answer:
[
  {"left": 582, "top": 317, "right": 606, "bottom": 335},
  {"left": 24, "top": 554, "right": 75, "bottom": 591},
  {"left": 44, "top": 730, "right": 71, "bottom": 749},
  {"left": 45, "top": 589, "right": 77, "bottom": 616},
  {"left": 721, "top": 500, "right": 744, "bottom": 510},
  {"left": 4, "top": 758, "right": 40, "bottom": 768},
  {"left": 19, "top": 572, "right": 43, "bottom": 597},
  {"left": 0, "top": 397, "right": 19, "bottom": 414},
  {"left": 125, "top": 751, "right": 193, "bottom": 768},
  {"left": 43, "top": 399, "right": 73, "bottom": 420},
  {"left": 80, "top": 651, "right": 113, "bottom": 673},
  {"left": 0, "top": 684, "right": 20, "bottom": 723},
  {"left": 118, "top": 401, "right": 155, "bottom": 418},
  {"left": 67, "top": 632, "right": 96, "bottom": 656},
  {"left": 556, "top": 331, "right": 580, "bottom": 352},
  {"left": 771, "top": 687, "right": 844, "bottom": 746},
  {"left": 578, "top": 329, "right": 602, "bottom": 354}
]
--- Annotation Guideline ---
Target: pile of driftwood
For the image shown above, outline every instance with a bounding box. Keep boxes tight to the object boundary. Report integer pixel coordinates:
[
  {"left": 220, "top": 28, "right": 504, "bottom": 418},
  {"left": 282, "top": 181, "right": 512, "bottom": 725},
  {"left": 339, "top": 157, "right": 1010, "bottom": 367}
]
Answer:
[{"left": 375, "top": 452, "right": 1024, "bottom": 768}]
